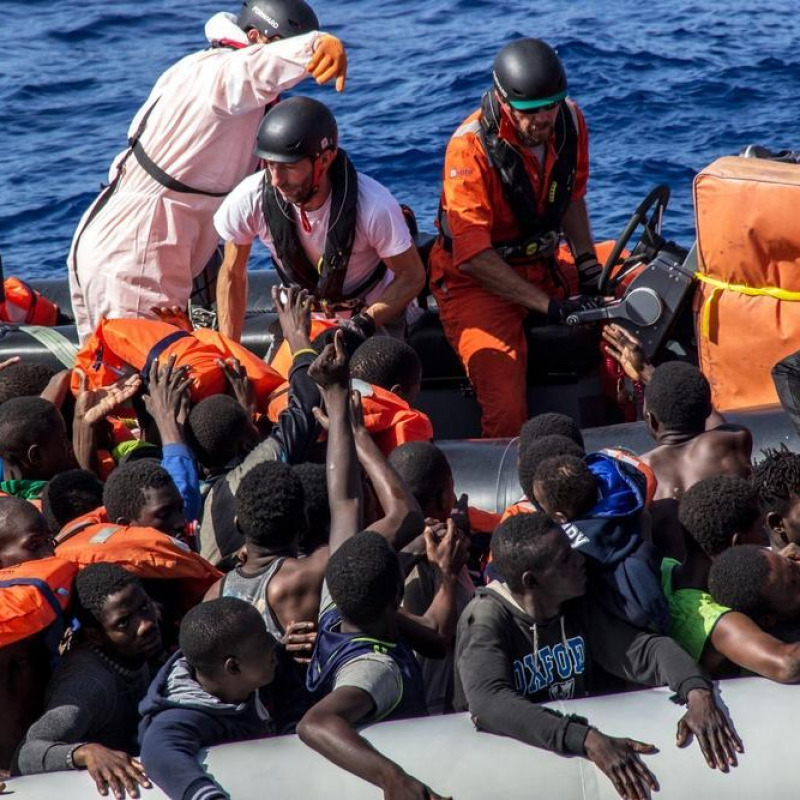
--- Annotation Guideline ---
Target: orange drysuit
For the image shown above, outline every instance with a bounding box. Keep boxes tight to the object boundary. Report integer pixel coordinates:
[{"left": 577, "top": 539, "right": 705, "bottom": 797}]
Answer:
[{"left": 429, "top": 99, "right": 589, "bottom": 437}]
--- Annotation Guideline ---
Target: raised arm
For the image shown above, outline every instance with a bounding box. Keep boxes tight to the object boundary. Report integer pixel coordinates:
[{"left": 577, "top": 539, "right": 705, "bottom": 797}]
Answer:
[
  {"left": 309, "top": 331, "right": 362, "bottom": 554},
  {"left": 350, "top": 392, "right": 424, "bottom": 550}
]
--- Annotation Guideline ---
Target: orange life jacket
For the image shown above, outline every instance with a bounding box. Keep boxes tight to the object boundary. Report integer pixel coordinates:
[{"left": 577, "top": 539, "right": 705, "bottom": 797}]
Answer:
[
  {"left": 467, "top": 506, "right": 502, "bottom": 534},
  {"left": 0, "top": 557, "right": 77, "bottom": 649},
  {"left": 270, "top": 318, "right": 337, "bottom": 379},
  {"left": 267, "top": 377, "right": 433, "bottom": 456},
  {"left": 0, "top": 278, "right": 60, "bottom": 327},
  {"left": 72, "top": 318, "right": 284, "bottom": 406},
  {"left": 56, "top": 516, "right": 220, "bottom": 608}
]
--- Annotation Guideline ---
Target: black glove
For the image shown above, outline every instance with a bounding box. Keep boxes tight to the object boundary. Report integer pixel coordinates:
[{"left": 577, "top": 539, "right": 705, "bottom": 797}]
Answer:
[
  {"left": 576, "top": 252, "right": 603, "bottom": 293},
  {"left": 547, "top": 295, "right": 606, "bottom": 325},
  {"left": 338, "top": 312, "right": 376, "bottom": 340}
]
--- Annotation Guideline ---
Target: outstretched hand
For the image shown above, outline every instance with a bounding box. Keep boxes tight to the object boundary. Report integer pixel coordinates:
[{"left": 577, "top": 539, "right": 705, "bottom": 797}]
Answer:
[
  {"left": 676, "top": 688, "right": 743, "bottom": 773},
  {"left": 308, "top": 329, "right": 349, "bottom": 391},
  {"left": 602, "top": 324, "right": 654, "bottom": 384},
  {"left": 217, "top": 357, "right": 256, "bottom": 417},
  {"left": 143, "top": 355, "right": 192, "bottom": 438},
  {"left": 283, "top": 620, "right": 318, "bottom": 666},
  {"left": 72, "top": 743, "right": 151, "bottom": 800},
  {"left": 272, "top": 285, "right": 313, "bottom": 353},
  {"left": 584, "top": 729, "right": 659, "bottom": 800},
  {"left": 150, "top": 305, "right": 193, "bottom": 333},
  {"left": 306, "top": 34, "right": 347, "bottom": 92},
  {"left": 74, "top": 368, "right": 142, "bottom": 427}
]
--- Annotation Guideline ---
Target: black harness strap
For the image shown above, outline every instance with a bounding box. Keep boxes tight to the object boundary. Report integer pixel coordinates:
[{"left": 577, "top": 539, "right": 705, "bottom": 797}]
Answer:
[
  {"left": 437, "top": 92, "right": 578, "bottom": 263},
  {"left": 262, "top": 149, "right": 375, "bottom": 303}
]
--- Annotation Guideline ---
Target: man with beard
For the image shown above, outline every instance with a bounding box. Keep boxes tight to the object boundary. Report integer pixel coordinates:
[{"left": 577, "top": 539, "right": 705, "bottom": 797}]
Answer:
[
  {"left": 429, "top": 38, "right": 602, "bottom": 437},
  {"left": 213, "top": 96, "right": 425, "bottom": 342}
]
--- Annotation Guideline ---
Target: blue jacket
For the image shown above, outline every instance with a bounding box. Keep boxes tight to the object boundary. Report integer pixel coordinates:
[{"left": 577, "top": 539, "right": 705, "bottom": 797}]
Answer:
[
  {"left": 139, "top": 648, "right": 309, "bottom": 800},
  {"left": 563, "top": 452, "right": 669, "bottom": 633}
]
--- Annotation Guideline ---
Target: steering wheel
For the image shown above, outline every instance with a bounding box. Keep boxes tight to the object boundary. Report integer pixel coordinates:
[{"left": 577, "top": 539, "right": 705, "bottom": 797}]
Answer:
[{"left": 597, "top": 185, "right": 671, "bottom": 295}]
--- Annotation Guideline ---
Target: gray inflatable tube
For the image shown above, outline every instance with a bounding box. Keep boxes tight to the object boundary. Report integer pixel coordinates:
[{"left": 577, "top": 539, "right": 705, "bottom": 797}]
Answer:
[{"left": 5, "top": 677, "right": 792, "bottom": 798}]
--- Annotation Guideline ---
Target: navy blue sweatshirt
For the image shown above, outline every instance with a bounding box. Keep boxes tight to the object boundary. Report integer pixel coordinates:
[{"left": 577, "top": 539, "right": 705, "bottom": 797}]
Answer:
[{"left": 139, "top": 648, "right": 310, "bottom": 800}]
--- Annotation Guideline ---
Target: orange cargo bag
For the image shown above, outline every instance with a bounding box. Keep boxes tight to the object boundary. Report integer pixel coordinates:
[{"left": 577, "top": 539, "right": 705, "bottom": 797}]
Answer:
[
  {"left": 694, "top": 156, "right": 800, "bottom": 410},
  {"left": 0, "top": 557, "right": 77, "bottom": 649}
]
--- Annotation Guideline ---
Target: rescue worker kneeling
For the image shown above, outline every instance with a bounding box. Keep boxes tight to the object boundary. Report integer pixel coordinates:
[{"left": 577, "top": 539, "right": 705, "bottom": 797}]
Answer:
[
  {"left": 213, "top": 96, "right": 426, "bottom": 342},
  {"left": 429, "top": 38, "right": 604, "bottom": 437}
]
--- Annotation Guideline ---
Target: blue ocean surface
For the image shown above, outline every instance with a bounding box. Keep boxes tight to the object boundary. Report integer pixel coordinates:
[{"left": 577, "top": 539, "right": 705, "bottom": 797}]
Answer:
[{"left": 2, "top": 0, "right": 800, "bottom": 280}]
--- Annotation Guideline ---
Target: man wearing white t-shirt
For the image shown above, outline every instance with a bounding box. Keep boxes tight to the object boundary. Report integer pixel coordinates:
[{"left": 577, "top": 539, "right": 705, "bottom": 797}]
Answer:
[{"left": 214, "top": 96, "right": 426, "bottom": 341}]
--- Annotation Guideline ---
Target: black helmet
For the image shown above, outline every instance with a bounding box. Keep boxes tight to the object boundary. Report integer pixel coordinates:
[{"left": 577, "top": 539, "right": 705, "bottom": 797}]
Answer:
[
  {"left": 237, "top": 0, "right": 319, "bottom": 40},
  {"left": 492, "top": 38, "right": 567, "bottom": 110},
  {"left": 254, "top": 97, "right": 337, "bottom": 162}
]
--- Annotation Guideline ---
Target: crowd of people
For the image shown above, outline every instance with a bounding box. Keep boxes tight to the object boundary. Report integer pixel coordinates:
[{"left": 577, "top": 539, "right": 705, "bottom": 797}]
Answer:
[{"left": 4, "top": 1, "right": 800, "bottom": 799}]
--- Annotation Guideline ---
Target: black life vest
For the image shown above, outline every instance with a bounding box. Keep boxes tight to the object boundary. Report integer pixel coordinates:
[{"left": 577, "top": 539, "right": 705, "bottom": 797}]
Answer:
[
  {"left": 439, "top": 91, "right": 579, "bottom": 262},
  {"left": 260, "top": 150, "right": 385, "bottom": 304}
]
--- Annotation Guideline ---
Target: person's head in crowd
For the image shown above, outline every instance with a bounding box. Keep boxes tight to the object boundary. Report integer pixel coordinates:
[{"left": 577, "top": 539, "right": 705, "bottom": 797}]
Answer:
[
  {"left": 492, "top": 514, "right": 586, "bottom": 611},
  {"left": 293, "top": 462, "right": 330, "bottom": 554},
  {"left": 0, "top": 497, "right": 54, "bottom": 568},
  {"left": 751, "top": 447, "right": 800, "bottom": 550},
  {"left": 350, "top": 336, "right": 423, "bottom": 403},
  {"left": 644, "top": 362, "right": 712, "bottom": 438},
  {"left": 678, "top": 475, "right": 766, "bottom": 559},
  {"left": 518, "top": 433, "right": 584, "bottom": 501},
  {"left": 0, "top": 397, "right": 75, "bottom": 481},
  {"left": 388, "top": 442, "right": 456, "bottom": 523},
  {"left": 186, "top": 394, "right": 259, "bottom": 470},
  {"left": 40, "top": 469, "right": 104, "bottom": 534},
  {"left": 312, "top": 326, "right": 364, "bottom": 361},
  {"left": 327, "top": 531, "right": 404, "bottom": 627},
  {"left": 179, "top": 597, "right": 277, "bottom": 704},
  {"left": 520, "top": 412, "right": 584, "bottom": 451},
  {"left": 75, "top": 563, "right": 162, "bottom": 665},
  {"left": 709, "top": 545, "right": 800, "bottom": 624},
  {"left": 103, "top": 459, "right": 185, "bottom": 537},
  {"left": 533, "top": 454, "right": 597, "bottom": 523},
  {"left": 235, "top": 461, "right": 305, "bottom": 554},
  {"left": 0, "top": 362, "right": 56, "bottom": 406}
]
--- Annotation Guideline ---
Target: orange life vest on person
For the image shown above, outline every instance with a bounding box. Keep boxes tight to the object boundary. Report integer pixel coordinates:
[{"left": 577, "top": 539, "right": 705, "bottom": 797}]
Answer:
[
  {"left": 270, "top": 318, "right": 337, "bottom": 379},
  {"left": 467, "top": 506, "right": 502, "bottom": 534},
  {"left": 0, "top": 278, "right": 60, "bottom": 327},
  {"left": 267, "top": 377, "right": 433, "bottom": 456},
  {"left": 56, "top": 515, "right": 220, "bottom": 608},
  {"left": 72, "top": 318, "right": 284, "bottom": 406},
  {"left": 0, "top": 557, "right": 77, "bottom": 649}
]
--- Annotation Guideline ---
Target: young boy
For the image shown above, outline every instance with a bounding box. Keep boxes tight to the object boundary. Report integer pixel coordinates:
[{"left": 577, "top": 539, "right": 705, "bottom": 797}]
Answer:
[
  {"left": 455, "top": 513, "right": 742, "bottom": 800},
  {"left": 296, "top": 332, "right": 463, "bottom": 800},
  {"left": 139, "top": 596, "right": 307, "bottom": 800},
  {"left": 14, "top": 564, "right": 160, "bottom": 799},
  {"left": 532, "top": 453, "right": 667, "bottom": 632}
]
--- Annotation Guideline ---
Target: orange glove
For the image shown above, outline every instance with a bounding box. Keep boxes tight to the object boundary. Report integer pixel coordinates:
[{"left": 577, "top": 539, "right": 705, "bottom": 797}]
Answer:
[{"left": 306, "top": 34, "right": 347, "bottom": 92}]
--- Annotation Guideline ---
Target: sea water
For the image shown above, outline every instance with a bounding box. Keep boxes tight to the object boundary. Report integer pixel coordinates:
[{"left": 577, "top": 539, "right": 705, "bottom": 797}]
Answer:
[{"left": 2, "top": 0, "right": 800, "bottom": 279}]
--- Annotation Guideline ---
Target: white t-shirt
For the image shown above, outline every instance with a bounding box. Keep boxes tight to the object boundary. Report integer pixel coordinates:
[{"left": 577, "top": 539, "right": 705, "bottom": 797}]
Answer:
[{"left": 214, "top": 169, "right": 413, "bottom": 305}]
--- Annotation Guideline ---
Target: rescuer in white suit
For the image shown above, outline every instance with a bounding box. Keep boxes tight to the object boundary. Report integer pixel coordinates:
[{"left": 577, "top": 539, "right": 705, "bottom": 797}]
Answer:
[{"left": 67, "top": 0, "right": 347, "bottom": 342}]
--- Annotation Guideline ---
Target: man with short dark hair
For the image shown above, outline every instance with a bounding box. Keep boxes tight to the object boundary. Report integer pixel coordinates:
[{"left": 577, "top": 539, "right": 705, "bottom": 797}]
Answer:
[
  {"left": 15, "top": 564, "right": 161, "bottom": 798},
  {"left": 751, "top": 447, "right": 800, "bottom": 551},
  {"left": 641, "top": 362, "right": 752, "bottom": 560},
  {"left": 455, "top": 513, "right": 743, "bottom": 800},
  {"left": 41, "top": 469, "right": 104, "bottom": 535},
  {"left": 0, "top": 497, "right": 55, "bottom": 569},
  {"left": 214, "top": 96, "right": 425, "bottom": 341},
  {"left": 139, "top": 596, "right": 307, "bottom": 800}
]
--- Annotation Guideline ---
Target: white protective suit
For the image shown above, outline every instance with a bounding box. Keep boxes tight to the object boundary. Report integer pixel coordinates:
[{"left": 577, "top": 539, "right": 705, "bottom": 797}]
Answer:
[{"left": 68, "top": 13, "right": 323, "bottom": 341}]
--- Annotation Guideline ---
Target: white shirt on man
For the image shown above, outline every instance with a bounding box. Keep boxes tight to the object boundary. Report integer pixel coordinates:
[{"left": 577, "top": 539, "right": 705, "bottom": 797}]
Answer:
[{"left": 214, "top": 169, "right": 412, "bottom": 305}]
